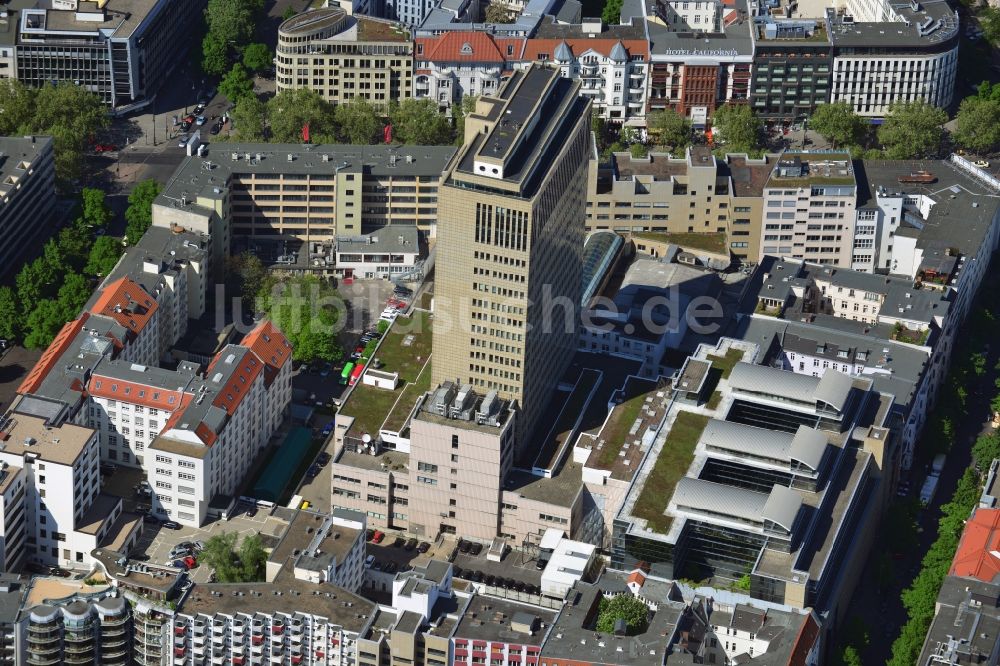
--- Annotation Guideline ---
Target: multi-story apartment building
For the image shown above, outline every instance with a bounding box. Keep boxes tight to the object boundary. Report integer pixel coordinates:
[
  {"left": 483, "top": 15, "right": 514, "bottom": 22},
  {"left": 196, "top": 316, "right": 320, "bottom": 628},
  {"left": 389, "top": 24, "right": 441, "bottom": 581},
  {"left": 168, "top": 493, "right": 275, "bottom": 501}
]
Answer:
[
  {"left": 750, "top": 17, "right": 833, "bottom": 122},
  {"left": 414, "top": 32, "right": 527, "bottom": 113},
  {"left": 1, "top": 0, "right": 202, "bottom": 112},
  {"left": 759, "top": 152, "right": 857, "bottom": 266},
  {"left": 276, "top": 8, "right": 413, "bottom": 110},
  {"left": 641, "top": 0, "right": 754, "bottom": 128},
  {"left": 432, "top": 64, "right": 591, "bottom": 450},
  {"left": 332, "top": 382, "right": 517, "bottom": 541},
  {"left": 521, "top": 18, "right": 648, "bottom": 122},
  {"left": 613, "top": 339, "right": 898, "bottom": 625},
  {"left": 0, "top": 411, "right": 142, "bottom": 572},
  {"left": 586, "top": 146, "right": 772, "bottom": 262},
  {"left": 23, "top": 593, "right": 132, "bottom": 665},
  {"left": 826, "top": 2, "right": 958, "bottom": 118},
  {"left": 152, "top": 143, "right": 455, "bottom": 274},
  {"left": 0, "top": 136, "right": 55, "bottom": 279}
]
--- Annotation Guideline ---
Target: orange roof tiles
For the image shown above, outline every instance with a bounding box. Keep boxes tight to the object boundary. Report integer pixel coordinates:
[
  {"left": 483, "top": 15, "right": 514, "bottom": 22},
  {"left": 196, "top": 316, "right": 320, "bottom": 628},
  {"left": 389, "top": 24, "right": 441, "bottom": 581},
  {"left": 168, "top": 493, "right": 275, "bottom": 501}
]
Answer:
[
  {"left": 211, "top": 353, "right": 263, "bottom": 416},
  {"left": 951, "top": 509, "right": 1000, "bottom": 583},
  {"left": 90, "top": 277, "right": 158, "bottom": 335},
  {"left": 17, "top": 314, "right": 90, "bottom": 395},
  {"left": 787, "top": 612, "right": 820, "bottom": 665},
  {"left": 522, "top": 38, "right": 647, "bottom": 61},
  {"left": 627, "top": 570, "right": 646, "bottom": 587},
  {"left": 87, "top": 376, "right": 188, "bottom": 412},
  {"left": 416, "top": 32, "right": 525, "bottom": 63},
  {"left": 241, "top": 321, "right": 292, "bottom": 388}
]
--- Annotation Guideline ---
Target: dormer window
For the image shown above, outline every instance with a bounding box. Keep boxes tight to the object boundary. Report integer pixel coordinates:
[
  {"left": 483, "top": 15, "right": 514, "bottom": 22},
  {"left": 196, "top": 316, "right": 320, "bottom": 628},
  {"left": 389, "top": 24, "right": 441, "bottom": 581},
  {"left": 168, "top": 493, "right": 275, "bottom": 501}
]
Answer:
[{"left": 460, "top": 42, "right": 473, "bottom": 55}]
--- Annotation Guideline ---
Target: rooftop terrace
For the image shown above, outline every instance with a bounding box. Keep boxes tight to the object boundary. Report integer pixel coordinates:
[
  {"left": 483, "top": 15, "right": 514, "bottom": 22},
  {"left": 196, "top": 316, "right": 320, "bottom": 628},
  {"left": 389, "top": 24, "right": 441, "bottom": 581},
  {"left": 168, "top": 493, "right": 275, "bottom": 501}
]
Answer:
[
  {"left": 629, "top": 411, "right": 710, "bottom": 533},
  {"left": 340, "top": 311, "right": 433, "bottom": 438}
]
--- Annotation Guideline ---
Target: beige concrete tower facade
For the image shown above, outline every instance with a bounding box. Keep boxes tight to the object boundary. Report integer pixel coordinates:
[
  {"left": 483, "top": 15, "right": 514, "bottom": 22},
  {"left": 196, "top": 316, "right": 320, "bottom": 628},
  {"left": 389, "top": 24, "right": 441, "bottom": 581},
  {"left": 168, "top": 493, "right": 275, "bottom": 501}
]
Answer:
[{"left": 432, "top": 64, "right": 591, "bottom": 454}]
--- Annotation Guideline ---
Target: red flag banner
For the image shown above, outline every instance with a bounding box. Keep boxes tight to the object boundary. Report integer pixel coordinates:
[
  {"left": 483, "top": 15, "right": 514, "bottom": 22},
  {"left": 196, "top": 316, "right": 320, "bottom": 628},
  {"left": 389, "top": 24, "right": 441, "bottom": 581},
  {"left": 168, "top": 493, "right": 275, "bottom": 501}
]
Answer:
[
  {"left": 384, "top": 123, "right": 392, "bottom": 144},
  {"left": 302, "top": 122, "right": 310, "bottom": 143}
]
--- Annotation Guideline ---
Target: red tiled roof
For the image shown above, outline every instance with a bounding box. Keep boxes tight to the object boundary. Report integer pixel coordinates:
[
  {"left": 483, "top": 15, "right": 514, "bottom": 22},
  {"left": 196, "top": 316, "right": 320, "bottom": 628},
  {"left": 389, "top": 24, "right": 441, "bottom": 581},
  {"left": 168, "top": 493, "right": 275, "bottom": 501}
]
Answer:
[
  {"left": 17, "top": 314, "right": 90, "bottom": 395},
  {"left": 627, "top": 570, "right": 646, "bottom": 587},
  {"left": 241, "top": 321, "right": 292, "bottom": 388},
  {"left": 161, "top": 393, "right": 195, "bottom": 433},
  {"left": 211, "top": 353, "right": 263, "bottom": 416},
  {"left": 786, "top": 612, "right": 820, "bottom": 665},
  {"left": 88, "top": 375, "right": 188, "bottom": 412},
  {"left": 522, "top": 38, "right": 648, "bottom": 61},
  {"left": 90, "top": 277, "right": 159, "bottom": 335},
  {"left": 416, "top": 32, "right": 525, "bottom": 63},
  {"left": 951, "top": 509, "right": 1000, "bottom": 582}
]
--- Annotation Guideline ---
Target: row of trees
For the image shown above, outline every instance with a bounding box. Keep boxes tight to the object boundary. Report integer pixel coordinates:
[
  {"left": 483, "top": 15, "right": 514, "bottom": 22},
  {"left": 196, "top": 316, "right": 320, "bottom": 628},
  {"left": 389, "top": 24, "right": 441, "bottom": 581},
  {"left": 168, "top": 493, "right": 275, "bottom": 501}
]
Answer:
[
  {"left": 884, "top": 266, "right": 1000, "bottom": 665},
  {"left": 0, "top": 180, "right": 162, "bottom": 348},
  {"left": 226, "top": 88, "right": 455, "bottom": 146},
  {"left": 0, "top": 189, "right": 122, "bottom": 347},
  {"left": 0, "top": 79, "right": 108, "bottom": 183}
]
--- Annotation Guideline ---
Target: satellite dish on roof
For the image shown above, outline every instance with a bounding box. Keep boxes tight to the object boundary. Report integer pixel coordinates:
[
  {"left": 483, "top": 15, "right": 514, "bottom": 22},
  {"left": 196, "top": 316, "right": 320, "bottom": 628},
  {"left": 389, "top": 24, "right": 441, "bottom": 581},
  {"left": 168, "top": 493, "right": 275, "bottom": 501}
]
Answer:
[{"left": 362, "top": 434, "right": 372, "bottom": 444}]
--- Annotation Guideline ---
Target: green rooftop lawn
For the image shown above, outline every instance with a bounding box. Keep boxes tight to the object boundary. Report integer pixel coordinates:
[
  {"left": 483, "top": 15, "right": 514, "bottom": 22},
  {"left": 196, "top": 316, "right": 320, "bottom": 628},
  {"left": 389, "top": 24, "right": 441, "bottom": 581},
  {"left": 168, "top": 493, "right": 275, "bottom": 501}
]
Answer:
[
  {"left": 594, "top": 380, "right": 657, "bottom": 469},
  {"left": 341, "top": 311, "right": 433, "bottom": 436},
  {"left": 632, "top": 411, "right": 709, "bottom": 534},
  {"left": 706, "top": 348, "right": 744, "bottom": 379},
  {"left": 633, "top": 232, "right": 728, "bottom": 255},
  {"left": 381, "top": 360, "right": 432, "bottom": 432}
]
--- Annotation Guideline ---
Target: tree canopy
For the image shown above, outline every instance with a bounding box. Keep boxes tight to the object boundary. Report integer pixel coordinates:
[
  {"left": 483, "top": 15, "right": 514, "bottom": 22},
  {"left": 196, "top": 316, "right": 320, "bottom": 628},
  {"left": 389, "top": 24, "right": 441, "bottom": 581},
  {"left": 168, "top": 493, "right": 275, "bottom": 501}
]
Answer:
[
  {"left": 808, "top": 102, "right": 866, "bottom": 148},
  {"left": 125, "top": 179, "right": 163, "bottom": 246},
  {"left": 231, "top": 95, "right": 269, "bottom": 142},
  {"left": 242, "top": 43, "right": 273, "bottom": 73},
  {"left": 267, "top": 88, "right": 336, "bottom": 143},
  {"left": 86, "top": 236, "right": 124, "bottom": 277},
  {"left": 389, "top": 99, "right": 453, "bottom": 145},
  {"left": 0, "top": 80, "right": 109, "bottom": 183},
  {"left": 201, "top": 32, "right": 230, "bottom": 77},
  {"left": 711, "top": 103, "right": 762, "bottom": 153},
  {"left": 220, "top": 63, "right": 256, "bottom": 104},
  {"left": 601, "top": 0, "right": 623, "bottom": 24},
  {"left": 646, "top": 109, "right": 692, "bottom": 151},
  {"left": 954, "top": 96, "right": 1000, "bottom": 155},
  {"left": 258, "top": 275, "right": 345, "bottom": 363},
  {"left": 334, "top": 98, "right": 383, "bottom": 145},
  {"left": 877, "top": 101, "right": 947, "bottom": 159},
  {"left": 484, "top": 1, "right": 516, "bottom": 22},
  {"left": 595, "top": 595, "right": 649, "bottom": 635},
  {"left": 81, "top": 188, "right": 112, "bottom": 229}
]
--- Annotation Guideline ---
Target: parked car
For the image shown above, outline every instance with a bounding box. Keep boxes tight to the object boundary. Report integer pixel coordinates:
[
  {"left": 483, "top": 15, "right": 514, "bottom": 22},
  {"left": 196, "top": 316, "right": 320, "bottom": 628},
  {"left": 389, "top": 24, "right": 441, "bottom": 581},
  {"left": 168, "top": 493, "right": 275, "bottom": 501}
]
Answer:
[
  {"left": 316, "top": 452, "right": 331, "bottom": 465},
  {"left": 372, "top": 530, "right": 385, "bottom": 544},
  {"left": 178, "top": 137, "right": 189, "bottom": 148},
  {"left": 195, "top": 115, "right": 206, "bottom": 126},
  {"left": 365, "top": 555, "right": 375, "bottom": 568},
  {"left": 306, "top": 465, "right": 320, "bottom": 479},
  {"left": 162, "top": 521, "right": 182, "bottom": 530},
  {"left": 459, "top": 540, "right": 472, "bottom": 554},
  {"left": 93, "top": 143, "right": 116, "bottom": 153},
  {"left": 366, "top": 529, "right": 375, "bottom": 541},
  {"left": 246, "top": 505, "right": 257, "bottom": 518},
  {"left": 975, "top": 160, "right": 991, "bottom": 168},
  {"left": 182, "top": 556, "right": 197, "bottom": 569},
  {"left": 194, "top": 103, "right": 206, "bottom": 114},
  {"left": 210, "top": 121, "right": 223, "bottom": 135},
  {"left": 320, "top": 423, "right": 334, "bottom": 437},
  {"left": 142, "top": 514, "right": 160, "bottom": 525},
  {"left": 469, "top": 542, "right": 483, "bottom": 556},
  {"left": 48, "top": 567, "right": 71, "bottom": 577},
  {"left": 404, "top": 538, "right": 417, "bottom": 551},
  {"left": 391, "top": 536, "right": 405, "bottom": 548}
]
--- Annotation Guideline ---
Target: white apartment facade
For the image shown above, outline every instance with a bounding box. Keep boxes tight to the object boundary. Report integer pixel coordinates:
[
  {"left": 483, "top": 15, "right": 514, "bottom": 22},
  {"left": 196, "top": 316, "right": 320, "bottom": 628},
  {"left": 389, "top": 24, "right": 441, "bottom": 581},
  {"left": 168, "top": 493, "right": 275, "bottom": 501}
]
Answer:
[{"left": 760, "top": 154, "right": 857, "bottom": 267}]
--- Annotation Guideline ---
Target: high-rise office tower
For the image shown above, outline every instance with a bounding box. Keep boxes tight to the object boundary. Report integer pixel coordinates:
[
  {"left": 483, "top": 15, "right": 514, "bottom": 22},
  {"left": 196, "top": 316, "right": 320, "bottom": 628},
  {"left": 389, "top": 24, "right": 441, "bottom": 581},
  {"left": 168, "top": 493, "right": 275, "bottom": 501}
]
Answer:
[{"left": 432, "top": 64, "right": 591, "bottom": 454}]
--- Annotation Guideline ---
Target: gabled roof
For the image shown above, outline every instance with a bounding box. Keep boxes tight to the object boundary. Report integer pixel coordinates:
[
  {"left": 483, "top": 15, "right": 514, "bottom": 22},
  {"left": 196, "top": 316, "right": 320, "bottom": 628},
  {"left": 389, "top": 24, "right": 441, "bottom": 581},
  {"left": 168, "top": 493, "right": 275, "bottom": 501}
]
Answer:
[
  {"left": 522, "top": 38, "right": 647, "bottom": 61},
  {"left": 210, "top": 348, "right": 264, "bottom": 416},
  {"left": 416, "top": 32, "right": 525, "bottom": 63},
  {"left": 88, "top": 375, "right": 188, "bottom": 412},
  {"left": 90, "top": 277, "right": 158, "bottom": 335},
  {"left": 17, "top": 314, "right": 89, "bottom": 395},
  {"left": 951, "top": 509, "right": 1000, "bottom": 583},
  {"left": 241, "top": 320, "right": 292, "bottom": 388}
]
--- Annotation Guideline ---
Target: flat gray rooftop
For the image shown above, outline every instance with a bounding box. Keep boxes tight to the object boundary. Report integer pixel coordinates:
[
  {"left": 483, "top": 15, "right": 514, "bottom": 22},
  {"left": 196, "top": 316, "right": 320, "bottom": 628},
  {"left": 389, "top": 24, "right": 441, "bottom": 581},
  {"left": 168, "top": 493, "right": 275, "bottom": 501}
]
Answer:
[
  {"left": 504, "top": 461, "right": 583, "bottom": 508},
  {"left": 452, "top": 595, "right": 557, "bottom": 643},
  {"left": 157, "top": 143, "right": 455, "bottom": 213}
]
